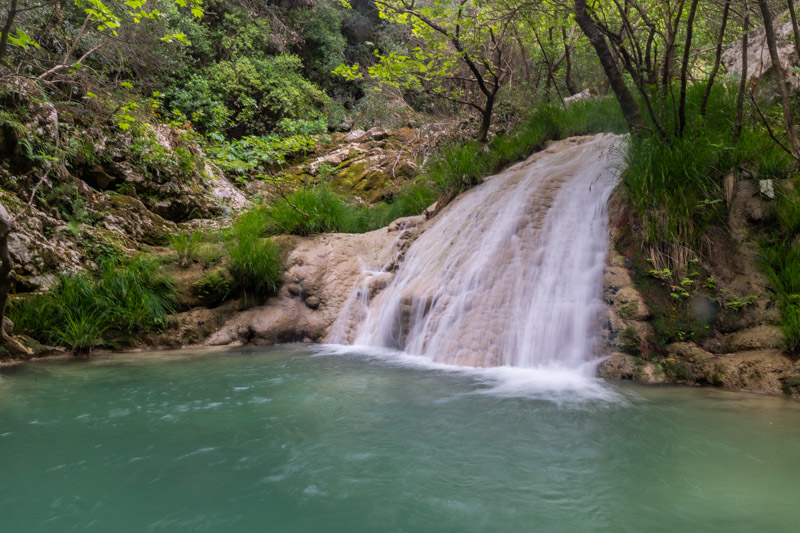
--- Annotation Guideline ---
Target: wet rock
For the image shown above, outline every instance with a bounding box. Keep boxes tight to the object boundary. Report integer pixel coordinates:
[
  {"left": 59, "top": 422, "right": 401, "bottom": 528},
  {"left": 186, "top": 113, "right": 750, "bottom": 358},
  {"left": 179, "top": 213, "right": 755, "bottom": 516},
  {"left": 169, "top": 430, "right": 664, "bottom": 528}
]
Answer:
[
  {"left": 636, "top": 362, "right": 667, "bottom": 384},
  {"left": 387, "top": 215, "right": 424, "bottom": 233},
  {"left": 665, "top": 342, "right": 714, "bottom": 363},
  {"left": 596, "top": 353, "right": 636, "bottom": 379}
]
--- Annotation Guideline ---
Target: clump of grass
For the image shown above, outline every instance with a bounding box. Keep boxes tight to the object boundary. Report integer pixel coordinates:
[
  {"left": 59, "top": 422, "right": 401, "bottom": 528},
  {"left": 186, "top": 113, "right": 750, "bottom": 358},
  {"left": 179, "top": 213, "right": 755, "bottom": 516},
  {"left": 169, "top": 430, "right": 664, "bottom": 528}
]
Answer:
[
  {"left": 8, "top": 256, "right": 178, "bottom": 354},
  {"left": 266, "top": 182, "right": 438, "bottom": 235},
  {"left": 193, "top": 269, "right": 232, "bottom": 307},
  {"left": 366, "top": 183, "right": 438, "bottom": 229},
  {"left": 170, "top": 231, "right": 201, "bottom": 268},
  {"left": 53, "top": 309, "right": 110, "bottom": 355},
  {"left": 227, "top": 208, "right": 283, "bottom": 300},
  {"left": 622, "top": 83, "right": 794, "bottom": 276},
  {"left": 269, "top": 185, "right": 361, "bottom": 235},
  {"left": 761, "top": 240, "right": 800, "bottom": 353}
]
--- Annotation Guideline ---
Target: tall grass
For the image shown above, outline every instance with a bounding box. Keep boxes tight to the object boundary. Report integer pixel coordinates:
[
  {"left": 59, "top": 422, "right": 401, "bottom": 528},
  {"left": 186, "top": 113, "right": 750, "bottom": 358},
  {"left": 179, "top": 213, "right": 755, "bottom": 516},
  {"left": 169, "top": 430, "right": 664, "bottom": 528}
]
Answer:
[
  {"left": 227, "top": 207, "right": 283, "bottom": 300},
  {"left": 761, "top": 216, "right": 800, "bottom": 353},
  {"left": 623, "top": 83, "right": 794, "bottom": 273},
  {"left": 427, "top": 97, "right": 628, "bottom": 193},
  {"left": 268, "top": 182, "right": 438, "bottom": 235},
  {"left": 170, "top": 231, "right": 201, "bottom": 267},
  {"left": 8, "top": 256, "right": 178, "bottom": 353}
]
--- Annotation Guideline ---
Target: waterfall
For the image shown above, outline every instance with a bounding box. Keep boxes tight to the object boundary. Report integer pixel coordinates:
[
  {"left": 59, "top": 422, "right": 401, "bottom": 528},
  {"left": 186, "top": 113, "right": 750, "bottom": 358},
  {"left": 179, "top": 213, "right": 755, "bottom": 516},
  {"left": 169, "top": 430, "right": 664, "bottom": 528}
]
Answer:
[{"left": 331, "top": 134, "right": 623, "bottom": 369}]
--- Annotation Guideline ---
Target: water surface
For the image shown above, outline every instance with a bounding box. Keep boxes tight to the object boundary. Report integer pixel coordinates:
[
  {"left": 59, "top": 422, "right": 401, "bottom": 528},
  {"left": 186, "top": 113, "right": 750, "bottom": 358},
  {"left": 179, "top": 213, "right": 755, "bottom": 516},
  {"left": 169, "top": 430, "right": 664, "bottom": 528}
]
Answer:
[{"left": 1, "top": 345, "right": 799, "bottom": 532}]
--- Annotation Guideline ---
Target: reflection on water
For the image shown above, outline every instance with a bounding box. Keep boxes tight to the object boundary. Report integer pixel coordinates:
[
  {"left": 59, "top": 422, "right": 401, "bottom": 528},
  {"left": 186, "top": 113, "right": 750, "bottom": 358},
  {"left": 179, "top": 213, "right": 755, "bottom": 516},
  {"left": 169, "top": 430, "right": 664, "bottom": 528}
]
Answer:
[{"left": 1, "top": 345, "right": 799, "bottom": 532}]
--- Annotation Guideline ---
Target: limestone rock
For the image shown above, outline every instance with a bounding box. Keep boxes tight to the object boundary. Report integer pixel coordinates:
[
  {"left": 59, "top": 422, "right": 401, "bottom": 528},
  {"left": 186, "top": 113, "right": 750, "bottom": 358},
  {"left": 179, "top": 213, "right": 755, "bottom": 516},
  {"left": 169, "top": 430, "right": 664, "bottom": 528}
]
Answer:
[
  {"left": 721, "top": 325, "right": 785, "bottom": 352},
  {"left": 612, "top": 286, "right": 650, "bottom": 321},
  {"left": 206, "top": 226, "right": 417, "bottom": 346},
  {"left": 665, "top": 342, "right": 714, "bottom": 363},
  {"left": 596, "top": 353, "right": 636, "bottom": 379},
  {"left": 722, "top": 13, "right": 800, "bottom": 92},
  {"left": 304, "top": 296, "right": 320, "bottom": 310}
]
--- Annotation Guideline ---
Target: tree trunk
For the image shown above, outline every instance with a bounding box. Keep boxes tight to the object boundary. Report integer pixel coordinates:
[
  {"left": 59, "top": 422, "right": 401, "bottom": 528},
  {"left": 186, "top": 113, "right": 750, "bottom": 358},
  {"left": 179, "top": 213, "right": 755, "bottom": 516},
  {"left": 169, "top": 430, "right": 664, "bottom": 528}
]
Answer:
[
  {"left": 0, "top": 0, "right": 19, "bottom": 65},
  {"left": 701, "top": 0, "right": 731, "bottom": 117},
  {"left": 562, "top": 26, "right": 577, "bottom": 95},
  {"left": 678, "top": 0, "right": 700, "bottom": 135},
  {"left": 574, "top": 0, "right": 643, "bottom": 131},
  {"left": 787, "top": 0, "right": 800, "bottom": 62},
  {"left": 757, "top": 0, "right": 800, "bottom": 157},
  {"left": 735, "top": 5, "right": 749, "bottom": 140},
  {"left": 477, "top": 93, "right": 495, "bottom": 143}
]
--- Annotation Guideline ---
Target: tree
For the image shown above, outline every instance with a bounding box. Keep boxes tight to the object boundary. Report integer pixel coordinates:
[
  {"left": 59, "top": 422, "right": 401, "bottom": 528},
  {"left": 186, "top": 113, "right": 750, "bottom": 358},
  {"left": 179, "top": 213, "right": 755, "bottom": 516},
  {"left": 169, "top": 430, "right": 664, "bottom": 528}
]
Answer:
[
  {"left": 337, "top": 0, "right": 519, "bottom": 142},
  {"left": 756, "top": 0, "right": 800, "bottom": 158},
  {"left": 574, "top": 0, "right": 643, "bottom": 131}
]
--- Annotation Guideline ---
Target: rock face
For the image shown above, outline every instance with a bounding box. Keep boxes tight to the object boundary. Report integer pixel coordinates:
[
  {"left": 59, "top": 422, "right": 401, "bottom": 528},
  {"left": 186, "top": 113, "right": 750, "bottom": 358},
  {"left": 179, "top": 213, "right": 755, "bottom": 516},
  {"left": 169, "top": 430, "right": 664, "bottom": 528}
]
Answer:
[
  {"left": 285, "top": 127, "right": 437, "bottom": 203},
  {"left": 722, "top": 12, "right": 800, "bottom": 92},
  {"left": 598, "top": 186, "right": 797, "bottom": 396},
  {"left": 0, "top": 75, "right": 252, "bottom": 291}
]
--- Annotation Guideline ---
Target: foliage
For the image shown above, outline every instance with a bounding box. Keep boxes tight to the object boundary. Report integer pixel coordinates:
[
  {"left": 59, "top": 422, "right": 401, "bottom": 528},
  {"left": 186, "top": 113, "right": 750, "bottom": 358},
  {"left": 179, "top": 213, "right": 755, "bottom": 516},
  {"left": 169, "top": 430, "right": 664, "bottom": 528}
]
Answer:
[
  {"left": 193, "top": 269, "right": 232, "bottom": 307},
  {"left": 9, "top": 256, "right": 178, "bottom": 353},
  {"left": 170, "top": 231, "right": 201, "bottom": 268},
  {"left": 207, "top": 119, "right": 327, "bottom": 177},
  {"left": 227, "top": 209, "right": 284, "bottom": 300},
  {"left": 166, "top": 55, "right": 329, "bottom": 136}
]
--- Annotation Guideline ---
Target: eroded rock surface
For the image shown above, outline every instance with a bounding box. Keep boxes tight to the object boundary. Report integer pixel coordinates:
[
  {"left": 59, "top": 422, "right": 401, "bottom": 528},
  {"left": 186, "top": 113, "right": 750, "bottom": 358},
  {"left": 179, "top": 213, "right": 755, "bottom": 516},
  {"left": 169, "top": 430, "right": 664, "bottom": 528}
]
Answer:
[{"left": 204, "top": 219, "right": 424, "bottom": 347}]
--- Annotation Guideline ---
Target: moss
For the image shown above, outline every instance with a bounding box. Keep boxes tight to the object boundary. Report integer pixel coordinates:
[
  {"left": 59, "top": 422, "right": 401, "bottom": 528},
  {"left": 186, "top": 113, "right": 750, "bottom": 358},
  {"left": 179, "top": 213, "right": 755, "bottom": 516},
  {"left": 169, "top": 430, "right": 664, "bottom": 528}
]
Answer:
[
  {"left": 661, "top": 358, "right": 692, "bottom": 382},
  {"left": 193, "top": 268, "right": 232, "bottom": 307},
  {"left": 618, "top": 303, "right": 640, "bottom": 320},
  {"left": 613, "top": 218, "right": 716, "bottom": 348},
  {"left": 332, "top": 161, "right": 368, "bottom": 187},
  {"left": 781, "top": 377, "right": 800, "bottom": 396},
  {"left": 620, "top": 327, "right": 642, "bottom": 355}
]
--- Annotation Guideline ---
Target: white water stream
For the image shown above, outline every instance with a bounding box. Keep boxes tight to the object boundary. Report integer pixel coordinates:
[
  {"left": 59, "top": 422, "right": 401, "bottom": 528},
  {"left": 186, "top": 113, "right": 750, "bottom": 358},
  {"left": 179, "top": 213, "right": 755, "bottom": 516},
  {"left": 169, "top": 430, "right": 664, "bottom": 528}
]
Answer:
[{"left": 330, "top": 134, "right": 623, "bottom": 370}]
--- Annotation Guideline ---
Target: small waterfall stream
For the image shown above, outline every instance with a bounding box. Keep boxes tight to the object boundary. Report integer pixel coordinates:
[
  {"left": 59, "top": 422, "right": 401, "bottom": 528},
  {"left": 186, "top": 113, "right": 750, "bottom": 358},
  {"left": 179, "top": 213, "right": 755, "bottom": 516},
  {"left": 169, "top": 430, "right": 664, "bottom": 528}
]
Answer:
[{"left": 331, "top": 134, "right": 623, "bottom": 369}]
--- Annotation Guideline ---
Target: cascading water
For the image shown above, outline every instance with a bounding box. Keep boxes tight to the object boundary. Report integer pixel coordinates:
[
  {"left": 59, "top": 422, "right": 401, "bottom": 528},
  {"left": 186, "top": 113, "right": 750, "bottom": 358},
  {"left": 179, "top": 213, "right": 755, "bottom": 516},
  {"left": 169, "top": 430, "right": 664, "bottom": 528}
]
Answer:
[{"left": 330, "top": 134, "right": 623, "bottom": 370}]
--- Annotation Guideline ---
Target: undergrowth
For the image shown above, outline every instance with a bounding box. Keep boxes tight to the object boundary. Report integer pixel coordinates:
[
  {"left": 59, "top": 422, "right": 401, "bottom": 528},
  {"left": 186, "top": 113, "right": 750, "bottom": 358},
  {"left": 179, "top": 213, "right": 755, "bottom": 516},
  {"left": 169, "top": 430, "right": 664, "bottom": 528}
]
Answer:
[
  {"left": 427, "top": 97, "right": 627, "bottom": 193},
  {"left": 227, "top": 208, "right": 284, "bottom": 300},
  {"left": 760, "top": 185, "right": 800, "bottom": 353},
  {"left": 262, "top": 97, "right": 627, "bottom": 236},
  {"left": 623, "top": 83, "right": 793, "bottom": 275},
  {"left": 9, "top": 256, "right": 178, "bottom": 353}
]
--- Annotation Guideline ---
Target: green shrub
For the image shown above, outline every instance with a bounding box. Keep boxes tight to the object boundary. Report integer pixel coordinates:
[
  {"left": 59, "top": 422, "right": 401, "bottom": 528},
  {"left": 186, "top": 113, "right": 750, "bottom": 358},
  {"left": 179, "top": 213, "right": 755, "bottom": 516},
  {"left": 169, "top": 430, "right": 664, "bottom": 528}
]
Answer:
[
  {"left": 167, "top": 55, "right": 329, "bottom": 136},
  {"left": 193, "top": 269, "right": 232, "bottom": 307}
]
